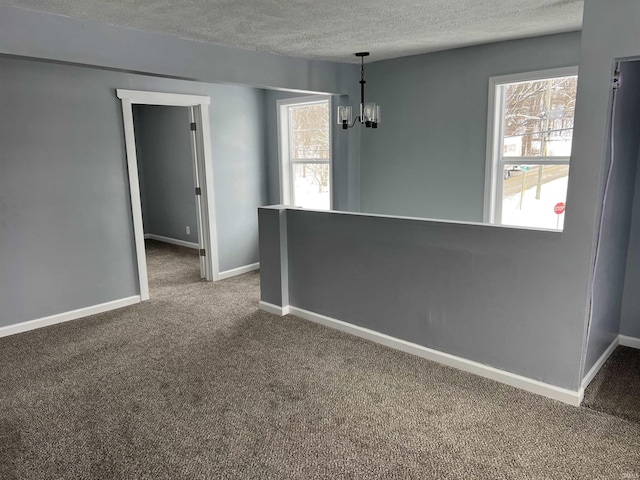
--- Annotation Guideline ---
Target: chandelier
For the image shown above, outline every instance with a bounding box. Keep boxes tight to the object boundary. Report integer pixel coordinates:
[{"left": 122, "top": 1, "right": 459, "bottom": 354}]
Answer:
[{"left": 337, "top": 52, "right": 380, "bottom": 129}]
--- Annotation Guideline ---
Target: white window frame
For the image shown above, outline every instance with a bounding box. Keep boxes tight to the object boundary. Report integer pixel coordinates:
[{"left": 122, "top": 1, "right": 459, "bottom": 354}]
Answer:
[
  {"left": 277, "top": 95, "right": 333, "bottom": 209},
  {"left": 484, "top": 66, "right": 578, "bottom": 225}
]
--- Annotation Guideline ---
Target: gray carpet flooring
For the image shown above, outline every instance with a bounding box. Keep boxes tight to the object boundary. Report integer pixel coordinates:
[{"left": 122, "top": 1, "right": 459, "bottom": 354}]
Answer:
[
  {"left": 583, "top": 345, "right": 640, "bottom": 424},
  {"left": 1, "top": 240, "right": 640, "bottom": 479}
]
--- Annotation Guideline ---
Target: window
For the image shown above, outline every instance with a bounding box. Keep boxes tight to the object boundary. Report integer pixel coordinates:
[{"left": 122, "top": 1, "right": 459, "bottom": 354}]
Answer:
[
  {"left": 485, "top": 67, "right": 578, "bottom": 230},
  {"left": 278, "top": 96, "right": 331, "bottom": 210}
]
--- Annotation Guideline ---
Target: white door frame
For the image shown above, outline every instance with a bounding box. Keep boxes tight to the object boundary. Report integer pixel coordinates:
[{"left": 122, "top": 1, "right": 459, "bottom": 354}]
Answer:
[{"left": 117, "top": 89, "right": 219, "bottom": 301}]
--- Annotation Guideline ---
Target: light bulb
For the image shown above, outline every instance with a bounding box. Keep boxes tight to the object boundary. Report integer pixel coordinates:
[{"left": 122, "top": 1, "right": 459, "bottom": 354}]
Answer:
[
  {"left": 337, "top": 105, "right": 352, "bottom": 124},
  {"left": 363, "top": 102, "right": 377, "bottom": 121}
]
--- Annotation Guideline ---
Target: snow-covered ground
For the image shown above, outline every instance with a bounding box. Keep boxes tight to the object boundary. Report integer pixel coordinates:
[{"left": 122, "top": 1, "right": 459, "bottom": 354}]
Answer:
[
  {"left": 502, "top": 175, "right": 568, "bottom": 230},
  {"left": 293, "top": 175, "right": 330, "bottom": 210}
]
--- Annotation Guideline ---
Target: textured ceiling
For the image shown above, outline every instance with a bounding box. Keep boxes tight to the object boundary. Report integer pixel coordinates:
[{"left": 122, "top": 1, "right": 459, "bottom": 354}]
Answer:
[{"left": 2, "top": 0, "right": 584, "bottom": 63}]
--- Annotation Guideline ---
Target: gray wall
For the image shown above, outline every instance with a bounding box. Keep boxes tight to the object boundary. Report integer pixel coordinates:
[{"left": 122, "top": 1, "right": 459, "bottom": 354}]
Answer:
[
  {"left": 258, "top": 2, "right": 640, "bottom": 390},
  {"left": 620, "top": 146, "right": 640, "bottom": 338},
  {"left": 133, "top": 105, "right": 199, "bottom": 243},
  {"left": 0, "top": 55, "right": 261, "bottom": 326},
  {"left": 584, "top": 61, "right": 640, "bottom": 369},
  {"left": 0, "top": 3, "right": 358, "bottom": 328},
  {"left": 264, "top": 90, "right": 312, "bottom": 206},
  {"left": 210, "top": 86, "right": 269, "bottom": 271},
  {"left": 260, "top": 207, "right": 588, "bottom": 390},
  {"left": 0, "top": 56, "right": 139, "bottom": 325},
  {"left": 574, "top": 0, "right": 640, "bottom": 376},
  {"left": 0, "top": 3, "right": 361, "bottom": 211},
  {"left": 0, "top": 5, "right": 357, "bottom": 95},
  {"left": 258, "top": 206, "right": 288, "bottom": 307},
  {"left": 360, "top": 32, "right": 582, "bottom": 222}
]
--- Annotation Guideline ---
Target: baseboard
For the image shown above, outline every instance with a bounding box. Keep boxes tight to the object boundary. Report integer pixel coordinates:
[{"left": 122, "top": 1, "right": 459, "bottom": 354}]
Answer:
[
  {"left": 259, "top": 301, "right": 290, "bottom": 316},
  {"left": 144, "top": 234, "right": 199, "bottom": 250},
  {"left": 581, "top": 336, "right": 619, "bottom": 390},
  {"left": 619, "top": 334, "right": 640, "bottom": 349},
  {"left": 0, "top": 296, "right": 141, "bottom": 339},
  {"left": 282, "top": 305, "right": 582, "bottom": 406},
  {"left": 219, "top": 263, "right": 260, "bottom": 280}
]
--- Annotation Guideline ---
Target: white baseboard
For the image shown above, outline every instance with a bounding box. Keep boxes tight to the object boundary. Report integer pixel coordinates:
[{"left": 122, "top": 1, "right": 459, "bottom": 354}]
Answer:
[
  {"left": 0, "top": 296, "right": 141, "bottom": 339},
  {"left": 259, "top": 301, "right": 289, "bottom": 316},
  {"left": 581, "top": 336, "right": 619, "bottom": 390},
  {"left": 619, "top": 334, "right": 640, "bottom": 349},
  {"left": 144, "top": 234, "right": 199, "bottom": 250},
  {"left": 271, "top": 305, "right": 582, "bottom": 406},
  {"left": 219, "top": 263, "right": 260, "bottom": 280}
]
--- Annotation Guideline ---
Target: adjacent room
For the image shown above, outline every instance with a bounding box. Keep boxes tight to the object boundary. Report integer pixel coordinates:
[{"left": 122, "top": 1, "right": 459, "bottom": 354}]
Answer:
[{"left": 1, "top": 0, "right": 639, "bottom": 478}]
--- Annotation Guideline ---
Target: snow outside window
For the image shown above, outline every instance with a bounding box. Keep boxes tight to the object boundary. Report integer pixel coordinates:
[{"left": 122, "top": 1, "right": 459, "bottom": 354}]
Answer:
[
  {"left": 278, "top": 96, "right": 331, "bottom": 210},
  {"left": 485, "top": 68, "right": 578, "bottom": 231}
]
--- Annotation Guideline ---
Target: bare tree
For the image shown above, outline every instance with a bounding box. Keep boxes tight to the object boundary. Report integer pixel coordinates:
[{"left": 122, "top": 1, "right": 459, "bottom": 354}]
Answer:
[
  {"left": 504, "top": 76, "right": 577, "bottom": 157},
  {"left": 290, "top": 103, "right": 330, "bottom": 193}
]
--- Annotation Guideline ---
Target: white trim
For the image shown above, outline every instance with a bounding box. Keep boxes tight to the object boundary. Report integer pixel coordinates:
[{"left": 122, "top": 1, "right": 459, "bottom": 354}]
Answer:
[
  {"left": 277, "top": 98, "right": 291, "bottom": 205},
  {"left": 489, "top": 66, "right": 579, "bottom": 86},
  {"left": 196, "top": 104, "right": 220, "bottom": 281},
  {"left": 276, "top": 95, "right": 332, "bottom": 209},
  {"left": 619, "top": 334, "right": 640, "bottom": 349},
  {"left": 259, "top": 301, "right": 290, "bottom": 316},
  {"left": 280, "top": 305, "right": 582, "bottom": 406},
  {"left": 189, "top": 106, "right": 207, "bottom": 279},
  {"left": 581, "top": 336, "right": 619, "bottom": 390},
  {"left": 116, "top": 89, "right": 220, "bottom": 297},
  {"left": 218, "top": 262, "right": 260, "bottom": 280},
  {"left": 483, "top": 65, "right": 579, "bottom": 226},
  {"left": 119, "top": 98, "right": 150, "bottom": 301},
  {"left": 483, "top": 75, "right": 500, "bottom": 223},
  {"left": 144, "top": 234, "right": 199, "bottom": 250},
  {"left": 0, "top": 296, "right": 141, "bottom": 338},
  {"left": 116, "top": 89, "right": 211, "bottom": 106},
  {"left": 260, "top": 205, "right": 564, "bottom": 234}
]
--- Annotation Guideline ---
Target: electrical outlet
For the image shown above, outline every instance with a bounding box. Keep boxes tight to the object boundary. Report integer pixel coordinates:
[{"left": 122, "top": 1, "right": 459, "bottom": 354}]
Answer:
[{"left": 186, "top": 226, "right": 191, "bottom": 235}]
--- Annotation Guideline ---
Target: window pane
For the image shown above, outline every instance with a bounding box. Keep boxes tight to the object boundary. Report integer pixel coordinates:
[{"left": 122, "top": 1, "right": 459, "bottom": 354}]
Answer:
[
  {"left": 292, "top": 163, "right": 330, "bottom": 209},
  {"left": 501, "top": 164, "right": 569, "bottom": 230},
  {"left": 503, "top": 76, "right": 577, "bottom": 158},
  {"left": 290, "top": 103, "right": 330, "bottom": 160}
]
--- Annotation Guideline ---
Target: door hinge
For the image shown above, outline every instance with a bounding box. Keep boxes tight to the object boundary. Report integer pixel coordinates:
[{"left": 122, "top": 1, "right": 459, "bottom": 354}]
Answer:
[
  {"left": 195, "top": 187, "right": 202, "bottom": 196},
  {"left": 190, "top": 122, "right": 197, "bottom": 131},
  {"left": 199, "top": 249, "right": 206, "bottom": 257},
  {"left": 613, "top": 69, "right": 622, "bottom": 90}
]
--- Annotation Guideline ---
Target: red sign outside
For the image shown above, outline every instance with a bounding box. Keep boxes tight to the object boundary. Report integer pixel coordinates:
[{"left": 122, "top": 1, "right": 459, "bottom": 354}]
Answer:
[{"left": 554, "top": 202, "right": 566, "bottom": 215}]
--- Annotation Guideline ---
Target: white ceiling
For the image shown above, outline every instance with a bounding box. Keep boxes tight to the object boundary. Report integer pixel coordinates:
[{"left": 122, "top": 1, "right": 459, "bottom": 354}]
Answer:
[{"left": 2, "top": 0, "right": 584, "bottom": 63}]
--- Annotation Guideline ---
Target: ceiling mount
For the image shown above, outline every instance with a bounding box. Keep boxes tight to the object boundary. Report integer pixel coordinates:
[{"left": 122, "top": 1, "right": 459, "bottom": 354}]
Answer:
[{"left": 355, "top": 52, "right": 370, "bottom": 57}]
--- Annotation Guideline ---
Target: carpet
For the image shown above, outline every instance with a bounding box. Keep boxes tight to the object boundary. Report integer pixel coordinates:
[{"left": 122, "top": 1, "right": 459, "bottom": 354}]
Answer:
[
  {"left": 1, "top": 241, "right": 639, "bottom": 479},
  {"left": 583, "top": 345, "right": 640, "bottom": 425}
]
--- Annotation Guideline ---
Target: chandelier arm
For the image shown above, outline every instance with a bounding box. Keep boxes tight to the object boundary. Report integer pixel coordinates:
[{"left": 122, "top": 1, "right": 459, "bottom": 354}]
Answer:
[{"left": 342, "top": 115, "right": 361, "bottom": 129}]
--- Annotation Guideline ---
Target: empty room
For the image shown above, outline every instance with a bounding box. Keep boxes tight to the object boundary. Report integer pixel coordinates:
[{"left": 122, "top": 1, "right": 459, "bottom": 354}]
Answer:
[{"left": 1, "top": 0, "right": 639, "bottom": 478}]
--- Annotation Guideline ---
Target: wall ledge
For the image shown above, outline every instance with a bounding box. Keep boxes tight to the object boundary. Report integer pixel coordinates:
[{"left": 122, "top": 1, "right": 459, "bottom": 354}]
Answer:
[{"left": 257, "top": 205, "right": 563, "bottom": 234}]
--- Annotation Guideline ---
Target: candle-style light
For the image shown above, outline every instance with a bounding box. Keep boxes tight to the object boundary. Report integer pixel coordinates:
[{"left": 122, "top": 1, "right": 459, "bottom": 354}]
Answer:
[{"left": 337, "top": 52, "right": 381, "bottom": 130}]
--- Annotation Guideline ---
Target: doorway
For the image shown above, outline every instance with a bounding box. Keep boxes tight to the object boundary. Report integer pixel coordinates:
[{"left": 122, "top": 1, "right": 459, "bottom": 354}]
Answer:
[
  {"left": 581, "top": 59, "right": 640, "bottom": 421},
  {"left": 117, "top": 90, "right": 219, "bottom": 301}
]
